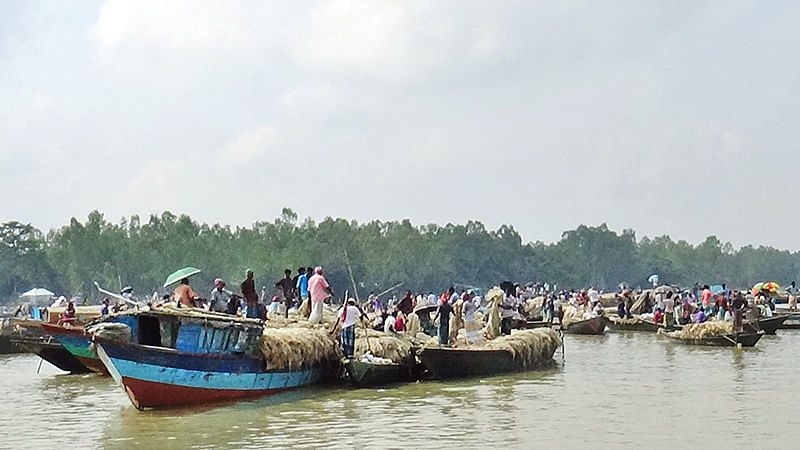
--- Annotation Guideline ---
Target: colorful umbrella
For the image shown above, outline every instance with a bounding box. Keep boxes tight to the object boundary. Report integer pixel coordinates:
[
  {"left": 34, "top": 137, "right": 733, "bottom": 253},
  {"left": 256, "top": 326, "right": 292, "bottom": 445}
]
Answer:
[
  {"left": 762, "top": 281, "right": 780, "bottom": 292},
  {"left": 163, "top": 266, "right": 202, "bottom": 287},
  {"left": 751, "top": 282, "right": 764, "bottom": 296}
]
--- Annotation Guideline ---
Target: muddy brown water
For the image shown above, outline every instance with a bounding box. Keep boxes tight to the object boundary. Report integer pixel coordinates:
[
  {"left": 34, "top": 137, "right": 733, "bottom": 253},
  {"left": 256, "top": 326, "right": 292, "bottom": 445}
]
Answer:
[{"left": 1, "top": 331, "right": 799, "bottom": 449}]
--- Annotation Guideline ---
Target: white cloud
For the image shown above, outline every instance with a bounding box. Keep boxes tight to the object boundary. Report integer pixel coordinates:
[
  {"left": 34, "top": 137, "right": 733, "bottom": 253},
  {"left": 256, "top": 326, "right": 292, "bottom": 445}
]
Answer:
[
  {"left": 220, "top": 125, "right": 278, "bottom": 165},
  {"left": 2, "top": 1, "right": 800, "bottom": 250}
]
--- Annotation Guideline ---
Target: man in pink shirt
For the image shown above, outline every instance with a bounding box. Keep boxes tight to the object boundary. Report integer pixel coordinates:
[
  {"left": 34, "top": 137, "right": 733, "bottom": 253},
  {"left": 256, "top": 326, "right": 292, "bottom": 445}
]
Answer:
[{"left": 308, "top": 266, "right": 332, "bottom": 323}]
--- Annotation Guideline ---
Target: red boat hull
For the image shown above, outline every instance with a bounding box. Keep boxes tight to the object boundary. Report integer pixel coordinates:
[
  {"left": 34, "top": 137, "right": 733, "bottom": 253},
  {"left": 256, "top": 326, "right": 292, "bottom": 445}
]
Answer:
[{"left": 121, "top": 377, "right": 284, "bottom": 409}]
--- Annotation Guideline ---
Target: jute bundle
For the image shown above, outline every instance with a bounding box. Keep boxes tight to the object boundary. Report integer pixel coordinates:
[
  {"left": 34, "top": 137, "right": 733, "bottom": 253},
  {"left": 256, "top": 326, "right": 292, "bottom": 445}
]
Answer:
[
  {"left": 609, "top": 317, "right": 641, "bottom": 325},
  {"left": 561, "top": 305, "right": 585, "bottom": 326},
  {"left": 259, "top": 327, "right": 340, "bottom": 371},
  {"left": 298, "top": 298, "right": 311, "bottom": 318},
  {"left": 671, "top": 321, "right": 732, "bottom": 339},
  {"left": 484, "top": 287, "right": 503, "bottom": 339},
  {"left": 630, "top": 290, "right": 650, "bottom": 314},
  {"left": 450, "top": 299, "right": 464, "bottom": 341},
  {"left": 86, "top": 322, "right": 133, "bottom": 343},
  {"left": 0, "top": 318, "right": 11, "bottom": 336},
  {"left": 525, "top": 297, "right": 544, "bottom": 316},
  {"left": 472, "top": 328, "right": 560, "bottom": 369},
  {"left": 405, "top": 312, "right": 421, "bottom": 335},
  {"left": 354, "top": 328, "right": 414, "bottom": 365}
]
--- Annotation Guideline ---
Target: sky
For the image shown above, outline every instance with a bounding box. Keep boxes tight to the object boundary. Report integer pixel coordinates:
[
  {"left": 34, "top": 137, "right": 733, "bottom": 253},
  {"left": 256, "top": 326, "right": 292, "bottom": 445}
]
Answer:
[{"left": 1, "top": 1, "right": 799, "bottom": 249}]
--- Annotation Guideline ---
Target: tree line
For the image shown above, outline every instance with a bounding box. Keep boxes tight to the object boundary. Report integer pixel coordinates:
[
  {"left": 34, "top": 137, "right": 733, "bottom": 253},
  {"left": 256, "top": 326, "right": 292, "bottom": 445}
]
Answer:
[{"left": 1, "top": 208, "right": 798, "bottom": 304}]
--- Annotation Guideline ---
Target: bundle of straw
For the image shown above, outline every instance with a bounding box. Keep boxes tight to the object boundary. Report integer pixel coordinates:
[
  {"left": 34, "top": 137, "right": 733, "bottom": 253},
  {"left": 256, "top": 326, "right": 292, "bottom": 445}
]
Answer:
[
  {"left": 259, "top": 327, "right": 340, "bottom": 371},
  {"left": 86, "top": 322, "right": 133, "bottom": 344},
  {"left": 484, "top": 287, "right": 503, "bottom": 339},
  {"left": 354, "top": 329, "right": 415, "bottom": 365},
  {"left": 671, "top": 321, "right": 732, "bottom": 339},
  {"left": 479, "top": 328, "right": 560, "bottom": 369}
]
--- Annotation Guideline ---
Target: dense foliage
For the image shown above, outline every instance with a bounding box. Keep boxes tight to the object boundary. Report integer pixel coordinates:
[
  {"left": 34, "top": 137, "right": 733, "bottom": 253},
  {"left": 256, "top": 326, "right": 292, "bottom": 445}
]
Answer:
[{"left": 1, "top": 208, "right": 798, "bottom": 304}]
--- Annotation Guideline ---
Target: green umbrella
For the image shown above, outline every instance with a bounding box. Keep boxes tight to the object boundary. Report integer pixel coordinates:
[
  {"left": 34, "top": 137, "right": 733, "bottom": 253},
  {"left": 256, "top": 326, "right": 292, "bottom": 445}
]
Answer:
[{"left": 163, "top": 266, "right": 202, "bottom": 288}]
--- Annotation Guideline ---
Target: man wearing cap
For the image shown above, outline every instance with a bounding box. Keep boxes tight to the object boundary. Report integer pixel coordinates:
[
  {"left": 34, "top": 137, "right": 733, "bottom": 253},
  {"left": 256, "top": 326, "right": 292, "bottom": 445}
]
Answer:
[
  {"left": 209, "top": 278, "right": 233, "bottom": 313},
  {"left": 241, "top": 269, "right": 259, "bottom": 318}
]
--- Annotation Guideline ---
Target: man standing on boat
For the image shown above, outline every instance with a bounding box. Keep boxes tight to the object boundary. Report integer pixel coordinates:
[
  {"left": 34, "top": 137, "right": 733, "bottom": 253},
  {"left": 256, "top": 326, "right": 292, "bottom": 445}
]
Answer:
[
  {"left": 209, "top": 278, "right": 233, "bottom": 313},
  {"left": 308, "top": 266, "right": 332, "bottom": 324},
  {"left": 332, "top": 299, "right": 363, "bottom": 358},
  {"left": 275, "top": 269, "right": 295, "bottom": 314},
  {"left": 433, "top": 294, "right": 454, "bottom": 345},
  {"left": 241, "top": 269, "right": 259, "bottom": 318}
]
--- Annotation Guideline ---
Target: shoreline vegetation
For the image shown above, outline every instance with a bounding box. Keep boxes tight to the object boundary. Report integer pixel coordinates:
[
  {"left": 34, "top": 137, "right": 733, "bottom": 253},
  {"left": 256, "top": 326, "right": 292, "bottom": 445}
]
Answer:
[{"left": 1, "top": 207, "right": 798, "bottom": 303}]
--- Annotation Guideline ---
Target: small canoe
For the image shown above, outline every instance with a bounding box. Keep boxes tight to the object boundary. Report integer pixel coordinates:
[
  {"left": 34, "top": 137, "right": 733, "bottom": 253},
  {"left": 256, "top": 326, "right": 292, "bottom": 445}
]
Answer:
[
  {"left": 744, "top": 315, "right": 788, "bottom": 335},
  {"left": 41, "top": 323, "right": 109, "bottom": 375},
  {"left": 606, "top": 318, "right": 682, "bottom": 332},
  {"left": 344, "top": 358, "right": 408, "bottom": 387},
  {"left": 418, "top": 347, "right": 514, "bottom": 379},
  {"left": 562, "top": 316, "right": 607, "bottom": 335},
  {"left": 11, "top": 336, "right": 93, "bottom": 373},
  {"left": 607, "top": 318, "right": 663, "bottom": 332},
  {"left": 662, "top": 332, "right": 762, "bottom": 347}
]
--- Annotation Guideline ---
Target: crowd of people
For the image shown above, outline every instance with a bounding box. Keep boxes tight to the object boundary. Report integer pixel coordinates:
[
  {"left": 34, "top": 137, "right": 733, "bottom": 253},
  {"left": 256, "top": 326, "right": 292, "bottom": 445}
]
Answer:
[{"left": 167, "top": 266, "right": 334, "bottom": 323}]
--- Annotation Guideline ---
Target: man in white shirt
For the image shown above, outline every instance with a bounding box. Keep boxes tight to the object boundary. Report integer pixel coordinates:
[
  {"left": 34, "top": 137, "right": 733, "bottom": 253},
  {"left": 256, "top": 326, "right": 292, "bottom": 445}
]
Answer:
[
  {"left": 334, "top": 299, "right": 363, "bottom": 358},
  {"left": 663, "top": 292, "right": 675, "bottom": 326},
  {"left": 588, "top": 287, "right": 600, "bottom": 305},
  {"left": 209, "top": 278, "right": 233, "bottom": 313},
  {"left": 384, "top": 311, "right": 396, "bottom": 333}
]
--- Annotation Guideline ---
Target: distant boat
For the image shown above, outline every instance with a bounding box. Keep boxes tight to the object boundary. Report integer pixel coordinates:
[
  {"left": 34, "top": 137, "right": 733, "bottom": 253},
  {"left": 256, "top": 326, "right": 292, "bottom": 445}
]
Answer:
[
  {"left": 743, "top": 315, "right": 788, "bottom": 335},
  {"left": 92, "top": 309, "right": 331, "bottom": 409},
  {"left": 661, "top": 331, "right": 763, "bottom": 347},
  {"left": 562, "top": 316, "right": 607, "bottom": 335}
]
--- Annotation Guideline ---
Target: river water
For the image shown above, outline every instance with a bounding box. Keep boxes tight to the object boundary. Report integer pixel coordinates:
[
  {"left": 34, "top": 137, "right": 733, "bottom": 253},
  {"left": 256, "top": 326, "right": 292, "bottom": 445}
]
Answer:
[{"left": 1, "top": 331, "right": 799, "bottom": 449}]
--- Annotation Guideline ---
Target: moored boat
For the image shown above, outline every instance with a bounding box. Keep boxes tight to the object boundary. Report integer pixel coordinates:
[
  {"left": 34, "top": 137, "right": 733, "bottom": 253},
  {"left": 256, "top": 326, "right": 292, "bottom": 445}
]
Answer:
[
  {"left": 418, "top": 328, "right": 561, "bottom": 380},
  {"left": 661, "top": 331, "right": 763, "bottom": 347},
  {"left": 562, "top": 316, "right": 607, "bottom": 335},
  {"left": 418, "top": 347, "right": 515, "bottom": 379},
  {"left": 1, "top": 318, "right": 28, "bottom": 354},
  {"left": 41, "top": 323, "right": 108, "bottom": 375},
  {"left": 744, "top": 315, "right": 788, "bottom": 335},
  {"left": 91, "top": 308, "right": 335, "bottom": 409},
  {"left": 774, "top": 313, "right": 800, "bottom": 330},
  {"left": 343, "top": 358, "right": 409, "bottom": 387},
  {"left": 11, "top": 335, "right": 92, "bottom": 373}
]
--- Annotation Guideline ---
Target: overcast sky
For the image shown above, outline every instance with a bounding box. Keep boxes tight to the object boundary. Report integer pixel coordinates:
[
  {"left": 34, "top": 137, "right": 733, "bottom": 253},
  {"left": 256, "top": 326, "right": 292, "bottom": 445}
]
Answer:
[{"left": 2, "top": 1, "right": 799, "bottom": 249}]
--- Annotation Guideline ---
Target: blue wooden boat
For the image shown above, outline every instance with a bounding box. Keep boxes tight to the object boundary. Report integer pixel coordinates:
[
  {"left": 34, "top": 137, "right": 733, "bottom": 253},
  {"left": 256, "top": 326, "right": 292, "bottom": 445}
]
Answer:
[{"left": 91, "top": 309, "right": 331, "bottom": 409}]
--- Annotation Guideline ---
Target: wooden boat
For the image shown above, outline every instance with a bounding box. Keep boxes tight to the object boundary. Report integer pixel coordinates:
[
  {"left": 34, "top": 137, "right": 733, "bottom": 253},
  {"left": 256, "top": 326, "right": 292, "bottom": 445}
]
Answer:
[
  {"left": 524, "top": 320, "right": 553, "bottom": 329},
  {"left": 607, "top": 317, "right": 663, "bottom": 332},
  {"left": 744, "top": 315, "right": 788, "bottom": 335},
  {"left": 1, "top": 318, "right": 28, "bottom": 354},
  {"left": 418, "top": 347, "right": 514, "bottom": 379},
  {"left": 11, "top": 335, "right": 92, "bottom": 373},
  {"left": 93, "top": 309, "right": 330, "bottom": 409},
  {"left": 774, "top": 313, "right": 800, "bottom": 330},
  {"left": 661, "top": 332, "right": 763, "bottom": 347},
  {"left": 344, "top": 358, "right": 408, "bottom": 387},
  {"left": 562, "top": 316, "right": 607, "bottom": 335},
  {"left": 606, "top": 317, "right": 682, "bottom": 332},
  {"left": 0, "top": 335, "right": 25, "bottom": 354},
  {"left": 41, "top": 323, "right": 109, "bottom": 375}
]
